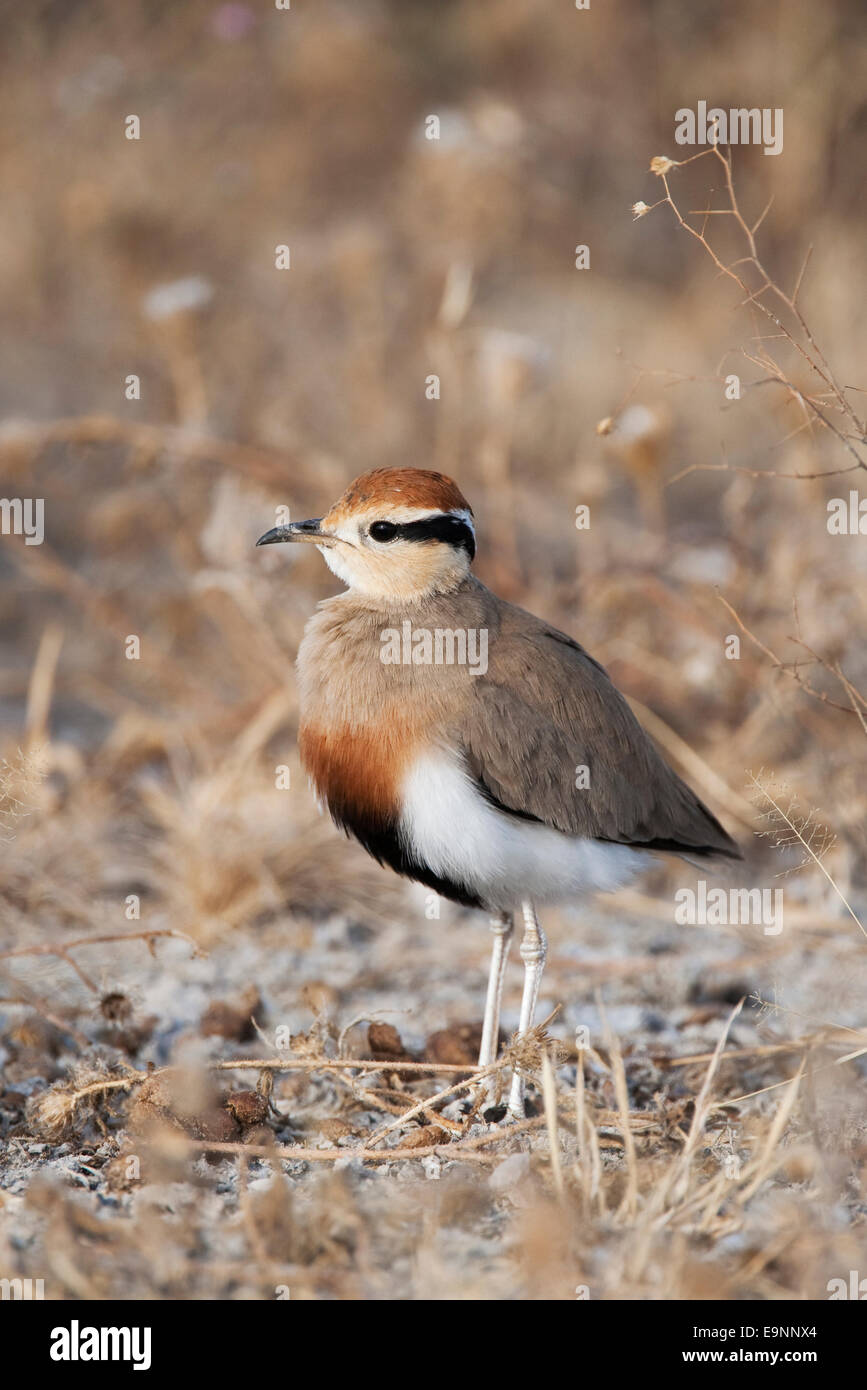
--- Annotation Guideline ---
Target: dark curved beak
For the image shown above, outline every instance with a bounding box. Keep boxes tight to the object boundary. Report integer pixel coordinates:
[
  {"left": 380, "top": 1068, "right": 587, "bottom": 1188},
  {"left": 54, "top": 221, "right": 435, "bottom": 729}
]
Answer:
[{"left": 256, "top": 518, "right": 324, "bottom": 547}]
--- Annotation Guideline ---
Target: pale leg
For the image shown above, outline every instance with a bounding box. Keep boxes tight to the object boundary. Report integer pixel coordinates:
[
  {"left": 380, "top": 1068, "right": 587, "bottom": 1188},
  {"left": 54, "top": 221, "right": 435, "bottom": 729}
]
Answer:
[
  {"left": 507, "top": 900, "right": 548, "bottom": 1119},
  {"left": 478, "top": 912, "right": 514, "bottom": 1076}
]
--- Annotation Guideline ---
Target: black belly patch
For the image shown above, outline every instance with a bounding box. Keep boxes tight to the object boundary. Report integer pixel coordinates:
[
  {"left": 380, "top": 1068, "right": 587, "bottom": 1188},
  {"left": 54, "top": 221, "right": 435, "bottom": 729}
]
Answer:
[{"left": 330, "top": 806, "right": 484, "bottom": 911}]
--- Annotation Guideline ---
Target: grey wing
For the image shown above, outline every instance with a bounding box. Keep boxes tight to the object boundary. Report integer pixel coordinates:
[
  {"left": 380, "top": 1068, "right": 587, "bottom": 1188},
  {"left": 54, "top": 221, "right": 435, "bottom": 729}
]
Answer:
[{"left": 461, "top": 616, "right": 740, "bottom": 859}]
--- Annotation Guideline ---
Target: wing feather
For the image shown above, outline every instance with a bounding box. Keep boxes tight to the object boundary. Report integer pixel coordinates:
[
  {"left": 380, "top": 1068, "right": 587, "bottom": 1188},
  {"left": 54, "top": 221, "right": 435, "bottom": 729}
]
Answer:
[{"left": 461, "top": 599, "right": 739, "bottom": 859}]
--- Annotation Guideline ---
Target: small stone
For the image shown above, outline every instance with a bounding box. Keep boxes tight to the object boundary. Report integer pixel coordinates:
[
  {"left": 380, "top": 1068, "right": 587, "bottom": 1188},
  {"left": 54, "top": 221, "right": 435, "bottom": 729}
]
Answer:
[
  {"left": 368, "top": 1022, "right": 410, "bottom": 1061},
  {"left": 424, "top": 1022, "right": 484, "bottom": 1066}
]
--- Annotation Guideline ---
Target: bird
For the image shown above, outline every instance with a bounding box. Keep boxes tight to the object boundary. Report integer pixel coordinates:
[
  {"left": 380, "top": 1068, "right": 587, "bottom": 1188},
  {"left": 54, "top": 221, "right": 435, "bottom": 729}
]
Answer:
[{"left": 257, "top": 467, "right": 740, "bottom": 1118}]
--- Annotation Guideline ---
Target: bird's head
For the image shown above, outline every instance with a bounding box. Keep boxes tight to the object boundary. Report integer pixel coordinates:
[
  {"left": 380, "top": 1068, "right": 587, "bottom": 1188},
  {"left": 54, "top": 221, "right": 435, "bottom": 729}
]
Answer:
[{"left": 257, "top": 467, "right": 475, "bottom": 600}]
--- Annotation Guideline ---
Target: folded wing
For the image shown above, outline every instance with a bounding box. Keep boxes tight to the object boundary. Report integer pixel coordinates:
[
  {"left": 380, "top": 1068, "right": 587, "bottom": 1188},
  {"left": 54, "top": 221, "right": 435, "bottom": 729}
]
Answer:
[{"left": 461, "top": 603, "right": 740, "bottom": 860}]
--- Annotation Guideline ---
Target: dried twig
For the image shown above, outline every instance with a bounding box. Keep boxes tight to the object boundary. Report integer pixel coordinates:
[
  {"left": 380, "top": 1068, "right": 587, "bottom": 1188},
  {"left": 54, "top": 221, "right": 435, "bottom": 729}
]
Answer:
[
  {"left": 639, "top": 146, "right": 866, "bottom": 478},
  {"left": 0, "top": 929, "right": 204, "bottom": 993},
  {"left": 718, "top": 595, "right": 866, "bottom": 720},
  {"left": 749, "top": 772, "right": 865, "bottom": 938}
]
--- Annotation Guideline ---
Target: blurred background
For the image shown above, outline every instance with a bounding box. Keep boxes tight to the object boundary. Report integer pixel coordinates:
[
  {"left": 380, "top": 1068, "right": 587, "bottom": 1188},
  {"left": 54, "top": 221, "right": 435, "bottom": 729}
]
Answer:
[{"left": 1, "top": 0, "right": 866, "bottom": 1300}]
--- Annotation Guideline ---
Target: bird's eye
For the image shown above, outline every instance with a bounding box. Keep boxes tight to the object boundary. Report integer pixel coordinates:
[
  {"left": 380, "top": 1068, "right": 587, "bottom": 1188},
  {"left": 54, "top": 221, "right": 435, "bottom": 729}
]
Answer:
[{"left": 369, "top": 521, "right": 398, "bottom": 542}]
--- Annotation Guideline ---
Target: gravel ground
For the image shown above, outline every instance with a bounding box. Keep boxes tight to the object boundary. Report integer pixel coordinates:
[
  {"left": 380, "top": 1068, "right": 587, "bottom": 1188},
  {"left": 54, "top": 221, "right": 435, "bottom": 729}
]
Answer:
[{"left": 3, "top": 870, "right": 865, "bottom": 1301}]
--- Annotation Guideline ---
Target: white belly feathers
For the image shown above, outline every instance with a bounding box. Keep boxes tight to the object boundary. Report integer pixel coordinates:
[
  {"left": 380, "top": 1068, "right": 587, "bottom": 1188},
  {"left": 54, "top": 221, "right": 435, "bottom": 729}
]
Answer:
[{"left": 398, "top": 746, "right": 645, "bottom": 911}]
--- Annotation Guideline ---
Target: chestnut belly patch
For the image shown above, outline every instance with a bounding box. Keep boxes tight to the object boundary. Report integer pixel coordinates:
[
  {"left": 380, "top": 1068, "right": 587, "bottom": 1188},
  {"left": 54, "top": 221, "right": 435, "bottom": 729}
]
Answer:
[{"left": 299, "top": 720, "right": 484, "bottom": 910}]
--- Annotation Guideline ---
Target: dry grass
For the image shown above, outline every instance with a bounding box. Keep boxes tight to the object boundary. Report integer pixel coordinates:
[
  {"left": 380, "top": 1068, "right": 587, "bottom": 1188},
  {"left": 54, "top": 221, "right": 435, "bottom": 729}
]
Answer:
[{"left": 1, "top": 0, "right": 866, "bottom": 1300}]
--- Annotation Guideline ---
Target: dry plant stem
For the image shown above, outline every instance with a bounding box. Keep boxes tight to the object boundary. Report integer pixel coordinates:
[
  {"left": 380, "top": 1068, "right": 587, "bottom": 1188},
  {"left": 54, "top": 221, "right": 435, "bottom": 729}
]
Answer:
[
  {"left": 51, "top": 1076, "right": 138, "bottom": 1112},
  {"left": 617, "top": 357, "right": 858, "bottom": 483},
  {"left": 25, "top": 624, "right": 63, "bottom": 749},
  {"left": 662, "top": 1029, "right": 863, "bottom": 1068},
  {"left": 749, "top": 771, "right": 866, "bottom": 938},
  {"left": 596, "top": 990, "right": 639, "bottom": 1219},
  {"left": 692, "top": 151, "right": 861, "bottom": 434},
  {"left": 719, "top": 595, "right": 867, "bottom": 723},
  {"left": 334, "top": 1072, "right": 464, "bottom": 1136},
  {"left": 649, "top": 998, "right": 744, "bottom": 1217},
  {"left": 830, "top": 660, "right": 867, "bottom": 736},
  {"left": 648, "top": 146, "right": 866, "bottom": 475},
  {"left": 574, "top": 1048, "right": 586, "bottom": 1168},
  {"left": 180, "top": 1117, "right": 546, "bottom": 1166},
  {"left": 0, "top": 929, "right": 203, "bottom": 993},
  {"left": 738, "top": 1062, "right": 805, "bottom": 1204},
  {"left": 0, "top": 993, "right": 91, "bottom": 1048},
  {"left": 32, "top": 1057, "right": 507, "bottom": 1114},
  {"left": 540, "top": 1051, "right": 565, "bottom": 1199},
  {"left": 752, "top": 993, "right": 867, "bottom": 1039},
  {"left": 213, "top": 1056, "right": 485, "bottom": 1075},
  {"left": 715, "top": 1042, "right": 867, "bottom": 1110},
  {"left": 33, "top": 1021, "right": 867, "bottom": 1153},
  {"left": 365, "top": 1059, "right": 508, "bottom": 1147},
  {"left": 667, "top": 457, "right": 864, "bottom": 484}
]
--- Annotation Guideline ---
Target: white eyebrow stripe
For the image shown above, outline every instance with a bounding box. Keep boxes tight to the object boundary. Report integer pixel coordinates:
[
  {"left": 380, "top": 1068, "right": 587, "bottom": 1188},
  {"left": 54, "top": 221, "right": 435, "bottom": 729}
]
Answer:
[
  {"left": 397, "top": 508, "right": 476, "bottom": 534},
  {"left": 348, "top": 505, "right": 476, "bottom": 533}
]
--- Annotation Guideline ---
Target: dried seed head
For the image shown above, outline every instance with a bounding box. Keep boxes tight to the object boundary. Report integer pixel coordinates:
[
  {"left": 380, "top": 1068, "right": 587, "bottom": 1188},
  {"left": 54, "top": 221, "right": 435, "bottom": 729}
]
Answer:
[
  {"left": 100, "top": 990, "right": 133, "bottom": 1024},
  {"left": 30, "top": 1087, "right": 78, "bottom": 1142},
  {"left": 631, "top": 201, "right": 650, "bottom": 220},
  {"left": 650, "top": 155, "right": 676, "bottom": 175}
]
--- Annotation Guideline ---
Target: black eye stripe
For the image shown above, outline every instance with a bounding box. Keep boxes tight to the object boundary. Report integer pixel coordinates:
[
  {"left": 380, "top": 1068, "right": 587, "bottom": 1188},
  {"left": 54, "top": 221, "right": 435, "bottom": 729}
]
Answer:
[
  {"left": 367, "top": 514, "right": 476, "bottom": 558},
  {"left": 392, "top": 515, "right": 476, "bottom": 559}
]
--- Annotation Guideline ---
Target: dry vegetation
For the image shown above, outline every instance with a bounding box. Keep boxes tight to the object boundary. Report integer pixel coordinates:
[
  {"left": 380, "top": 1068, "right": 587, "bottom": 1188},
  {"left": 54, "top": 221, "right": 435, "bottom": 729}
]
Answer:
[{"left": 1, "top": 1, "right": 866, "bottom": 1300}]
